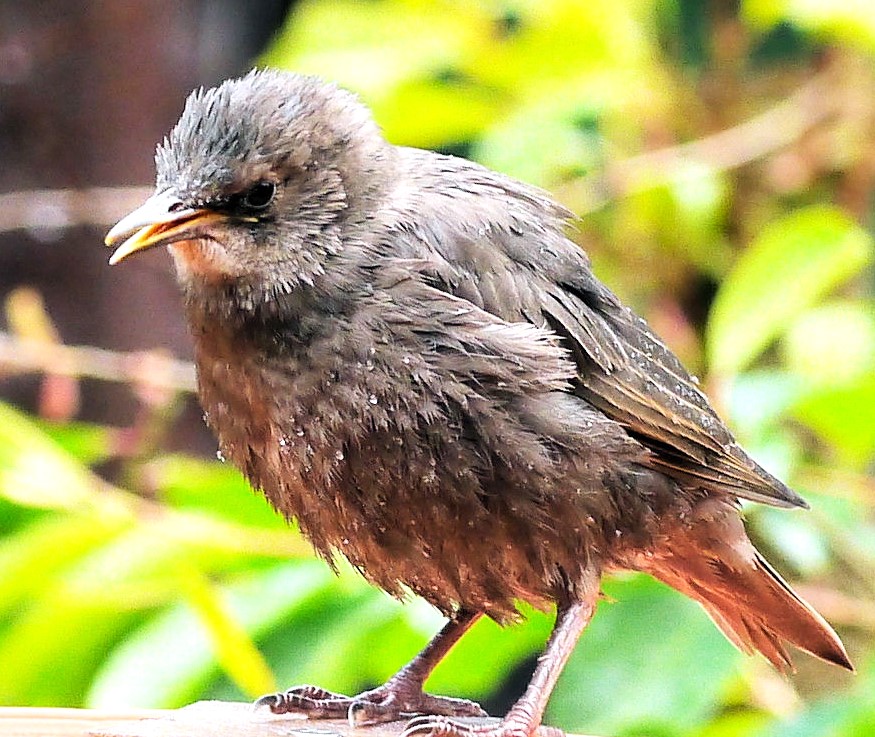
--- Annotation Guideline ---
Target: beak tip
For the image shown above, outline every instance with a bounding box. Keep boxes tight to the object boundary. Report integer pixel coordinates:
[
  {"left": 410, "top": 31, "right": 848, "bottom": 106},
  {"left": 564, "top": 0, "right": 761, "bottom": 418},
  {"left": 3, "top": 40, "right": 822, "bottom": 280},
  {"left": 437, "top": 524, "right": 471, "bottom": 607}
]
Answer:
[{"left": 103, "top": 192, "right": 220, "bottom": 266}]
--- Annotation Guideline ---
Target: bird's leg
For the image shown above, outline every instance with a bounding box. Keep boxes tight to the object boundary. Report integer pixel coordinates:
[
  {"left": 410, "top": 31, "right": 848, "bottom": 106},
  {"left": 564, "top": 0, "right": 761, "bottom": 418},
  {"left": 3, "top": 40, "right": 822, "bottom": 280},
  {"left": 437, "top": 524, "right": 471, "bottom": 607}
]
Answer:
[
  {"left": 402, "top": 598, "right": 596, "bottom": 737},
  {"left": 255, "top": 609, "right": 486, "bottom": 724}
]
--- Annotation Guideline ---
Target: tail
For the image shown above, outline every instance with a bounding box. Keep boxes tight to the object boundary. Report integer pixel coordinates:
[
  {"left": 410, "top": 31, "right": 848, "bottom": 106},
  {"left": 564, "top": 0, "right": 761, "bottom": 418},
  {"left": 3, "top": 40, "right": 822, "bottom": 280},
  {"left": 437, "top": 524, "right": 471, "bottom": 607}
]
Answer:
[{"left": 643, "top": 498, "right": 852, "bottom": 673}]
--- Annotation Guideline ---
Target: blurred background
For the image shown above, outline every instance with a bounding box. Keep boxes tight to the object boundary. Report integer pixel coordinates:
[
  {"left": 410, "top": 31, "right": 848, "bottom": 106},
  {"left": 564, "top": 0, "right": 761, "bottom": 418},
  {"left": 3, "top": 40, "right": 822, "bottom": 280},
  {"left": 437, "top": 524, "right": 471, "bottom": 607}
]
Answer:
[{"left": 0, "top": 1, "right": 873, "bottom": 736}]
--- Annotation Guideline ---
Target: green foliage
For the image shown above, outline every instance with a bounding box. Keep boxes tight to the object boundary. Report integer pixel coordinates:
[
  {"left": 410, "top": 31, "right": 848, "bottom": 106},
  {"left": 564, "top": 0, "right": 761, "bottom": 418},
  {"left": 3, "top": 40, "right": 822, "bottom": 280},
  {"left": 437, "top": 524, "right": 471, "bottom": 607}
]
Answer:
[
  {"left": 2, "top": 2, "right": 875, "bottom": 736},
  {"left": 706, "top": 206, "right": 873, "bottom": 376},
  {"left": 548, "top": 576, "right": 739, "bottom": 736},
  {"left": 744, "top": 0, "right": 875, "bottom": 53}
]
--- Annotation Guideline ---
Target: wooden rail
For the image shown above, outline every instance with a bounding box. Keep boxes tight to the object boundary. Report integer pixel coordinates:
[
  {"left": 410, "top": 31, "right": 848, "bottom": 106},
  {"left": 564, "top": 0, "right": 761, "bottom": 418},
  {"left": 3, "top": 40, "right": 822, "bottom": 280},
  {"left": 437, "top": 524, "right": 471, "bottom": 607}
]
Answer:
[{"left": 0, "top": 702, "right": 595, "bottom": 737}]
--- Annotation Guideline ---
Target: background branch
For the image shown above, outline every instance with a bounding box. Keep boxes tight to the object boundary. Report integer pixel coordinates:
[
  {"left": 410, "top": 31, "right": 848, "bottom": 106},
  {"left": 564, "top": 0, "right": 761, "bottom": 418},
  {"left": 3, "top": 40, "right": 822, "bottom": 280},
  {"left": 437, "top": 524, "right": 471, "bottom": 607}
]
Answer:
[
  {"left": 0, "top": 186, "right": 152, "bottom": 236},
  {"left": 0, "top": 331, "right": 196, "bottom": 393},
  {"left": 559, "top": 67, "right": 841, "bottom": 213}
]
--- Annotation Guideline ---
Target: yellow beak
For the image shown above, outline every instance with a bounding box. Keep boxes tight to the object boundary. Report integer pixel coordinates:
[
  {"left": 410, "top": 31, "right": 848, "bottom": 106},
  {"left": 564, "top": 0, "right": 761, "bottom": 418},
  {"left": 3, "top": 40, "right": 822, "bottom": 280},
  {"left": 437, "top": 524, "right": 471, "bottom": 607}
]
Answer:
[{"left": 105, "top": 191, "right": 227, "bottom": 265}]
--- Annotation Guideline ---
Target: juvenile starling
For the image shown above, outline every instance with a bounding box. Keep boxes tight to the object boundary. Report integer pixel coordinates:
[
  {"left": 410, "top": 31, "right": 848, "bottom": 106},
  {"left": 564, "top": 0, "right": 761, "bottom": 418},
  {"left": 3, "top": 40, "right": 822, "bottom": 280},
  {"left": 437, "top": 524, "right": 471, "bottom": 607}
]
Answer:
[{"left": 106, "top": 70, "right": 851, "bottom": 737}]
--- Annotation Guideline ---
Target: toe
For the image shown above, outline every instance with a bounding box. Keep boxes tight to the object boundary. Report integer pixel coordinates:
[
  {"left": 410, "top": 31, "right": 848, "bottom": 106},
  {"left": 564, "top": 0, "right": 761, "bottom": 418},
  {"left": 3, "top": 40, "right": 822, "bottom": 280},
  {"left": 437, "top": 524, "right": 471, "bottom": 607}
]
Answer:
[
  {"left": 401, "top": 714, "right": 550, "bottom": 737},
  {"left": 252, "top": 685, "right": 351, "bottom": 717}
]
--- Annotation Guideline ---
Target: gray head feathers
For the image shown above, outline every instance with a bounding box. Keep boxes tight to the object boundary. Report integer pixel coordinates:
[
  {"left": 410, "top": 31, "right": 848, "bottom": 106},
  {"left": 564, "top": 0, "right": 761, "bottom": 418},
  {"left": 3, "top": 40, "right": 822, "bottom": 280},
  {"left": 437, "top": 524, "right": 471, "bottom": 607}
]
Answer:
[{"left": 155, "top": 69, "right": 383, "bottom": 205}]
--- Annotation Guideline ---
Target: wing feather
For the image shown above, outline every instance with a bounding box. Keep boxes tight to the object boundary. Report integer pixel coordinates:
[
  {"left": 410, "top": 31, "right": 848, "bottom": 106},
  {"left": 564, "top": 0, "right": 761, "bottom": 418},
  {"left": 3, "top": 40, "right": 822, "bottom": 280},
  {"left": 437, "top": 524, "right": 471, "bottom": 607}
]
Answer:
[{"left": 382, "top": 149, "right": 807, "bottom": 509}]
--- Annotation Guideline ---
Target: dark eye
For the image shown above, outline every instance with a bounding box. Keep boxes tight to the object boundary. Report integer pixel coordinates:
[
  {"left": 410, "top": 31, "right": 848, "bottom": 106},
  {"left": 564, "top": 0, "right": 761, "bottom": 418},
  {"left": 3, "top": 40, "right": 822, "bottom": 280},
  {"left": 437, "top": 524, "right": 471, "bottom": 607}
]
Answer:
[{"left": 242, "top": 181, "right": 276, "bottom": 210}]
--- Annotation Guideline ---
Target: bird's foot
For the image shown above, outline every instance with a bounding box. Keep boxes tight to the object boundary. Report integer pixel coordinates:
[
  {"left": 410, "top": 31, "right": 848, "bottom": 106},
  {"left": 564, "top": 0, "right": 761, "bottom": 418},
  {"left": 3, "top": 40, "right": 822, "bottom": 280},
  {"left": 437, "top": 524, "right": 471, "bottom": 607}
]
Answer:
[
  {"left": 254, "top": 685, "right": 351, "bottom": 719},
  {"left": 402, "top": 713, "right": 564, "bottom": 737},
  {"left": 254, "top": 682, "right": 487, "bottom": 726}
]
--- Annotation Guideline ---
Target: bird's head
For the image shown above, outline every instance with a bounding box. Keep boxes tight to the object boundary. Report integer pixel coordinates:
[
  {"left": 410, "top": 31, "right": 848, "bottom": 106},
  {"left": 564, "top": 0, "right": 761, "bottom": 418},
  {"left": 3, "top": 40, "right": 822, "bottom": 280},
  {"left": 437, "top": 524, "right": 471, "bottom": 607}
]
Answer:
[{"left": 106, "top": 69, "right": 390, "bottom": 307}]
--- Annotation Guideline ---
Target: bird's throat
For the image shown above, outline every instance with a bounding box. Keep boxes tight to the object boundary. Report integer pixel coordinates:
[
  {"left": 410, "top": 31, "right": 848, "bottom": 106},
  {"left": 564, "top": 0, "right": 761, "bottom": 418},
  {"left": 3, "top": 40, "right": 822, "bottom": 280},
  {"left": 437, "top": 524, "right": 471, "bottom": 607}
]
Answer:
[{"left": 169, "top": 238, "right": 239, "bottom": 285}]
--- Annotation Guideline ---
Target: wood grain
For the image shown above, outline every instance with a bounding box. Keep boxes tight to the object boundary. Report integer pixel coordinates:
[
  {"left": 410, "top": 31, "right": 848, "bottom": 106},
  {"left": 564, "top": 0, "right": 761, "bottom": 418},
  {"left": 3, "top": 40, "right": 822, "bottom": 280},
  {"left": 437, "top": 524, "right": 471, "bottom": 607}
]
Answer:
[{"left": 0, "top": 703, "right": 597, "bottom": 737}]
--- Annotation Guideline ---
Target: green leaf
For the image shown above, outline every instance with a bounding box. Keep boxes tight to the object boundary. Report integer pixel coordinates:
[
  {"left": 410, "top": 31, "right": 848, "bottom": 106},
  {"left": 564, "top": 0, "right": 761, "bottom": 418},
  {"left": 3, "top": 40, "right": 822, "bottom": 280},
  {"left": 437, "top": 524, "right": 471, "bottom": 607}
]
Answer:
[
  {"left": 725, "top": 370, "right": 805, "bottom": 444},
  {"left": 262, "top": 0, "right": 484, "bottom": 100},
  {"left": 792, "top": 380, "right": 875, "bottom": 469},
  {"left": 547, "top": 574, "right": 739, "bottom": 735},
  {"left": 428, "top": 603, "right": 554, "bottom": 699},
  {"left": 87, "top": 562, "right": 334, "bottom": 708},
  {"left": 749, "top": 507, "right": 830, "bottom": 576},
  {"left": 474, "top": 94, "right": 606, "bottom": 187},
  {"left": 744, "top": 0, "right": 875, "bottom": 54},
  {"left": 148, "top": 453, "right": 286, "bottom": 530},
  {"left": 781, "top": 300, "right": 875, "bottom": 387},
  {"left": 58, "top": 510, "right": 313, "bottom": 611},
  {"left": 758, "top": 687, "right": 875, "bottom": 737},
  {"left": 36, "top": 420, "right": 114, "bottom": 466},
  {"left": 373, "top": 79, "right": 503, "bottom": 149},
  {"left": 0, "top": 401, "right": 118, "bottom": 512},
  {"left": 688, "top": 710, "right": 773, "bottom": 737},
  {"left": 178, "top": 565, "right": 277, "bottom": 698},
  {"left": 0, "top": 513, "right": 131, "bottom": 620},
  {"left": 293, "top": 591, "right": 426, "bottom": 694},
  {"left": 0, "top": 594, "right": 145, "bottom": 706},
  {"left": 241, "top": 572, "right": 378, "bottom": 699},
  {"left": 706, "top": 206, "right": 873, "bottom": 375}
]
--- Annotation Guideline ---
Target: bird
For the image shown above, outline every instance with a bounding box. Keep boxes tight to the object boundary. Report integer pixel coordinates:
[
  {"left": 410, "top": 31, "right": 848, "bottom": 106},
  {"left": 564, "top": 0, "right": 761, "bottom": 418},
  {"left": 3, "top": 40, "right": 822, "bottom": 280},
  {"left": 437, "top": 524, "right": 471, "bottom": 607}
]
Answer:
[{"left": 105, "top": 69, "right": 852, "bottom": 737}]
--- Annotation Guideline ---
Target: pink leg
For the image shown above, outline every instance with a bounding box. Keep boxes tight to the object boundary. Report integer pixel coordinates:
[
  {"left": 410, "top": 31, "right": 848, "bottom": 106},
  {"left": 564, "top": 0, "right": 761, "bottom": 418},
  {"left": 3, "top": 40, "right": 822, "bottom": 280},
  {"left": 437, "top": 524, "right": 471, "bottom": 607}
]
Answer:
[
  {"left": 256, "top": 610, "right": 486, "bottom": 725},
  {"left": 402, "top": 598, "right": 596, "bottom": 737}
]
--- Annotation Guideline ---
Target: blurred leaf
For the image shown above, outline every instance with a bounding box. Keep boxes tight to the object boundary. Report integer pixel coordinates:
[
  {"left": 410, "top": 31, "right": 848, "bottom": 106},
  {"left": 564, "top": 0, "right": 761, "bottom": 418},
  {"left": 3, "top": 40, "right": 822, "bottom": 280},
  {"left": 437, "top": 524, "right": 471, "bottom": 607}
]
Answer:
[
  {"left": 792, "top": 380, "right": 875, "bottom": 469},
  {"left": 295, "top": 590, "right": 427, "bottom": 694},
  {"left": 689, "top": 710, "right": 773, "bottom": 737},
  {"left": 750, "top": 507, "right": 831, "bottom": 576},
  {"left": 428, "top": 603, "right": 554, "bottom": 699},
  {"left": 759, "top": 655, "right": 875, "bottom": 737},
  {"left": 611, "top": 163, "right": 734, "bottom": 291},
  {"left": 0, "top": 401, "right": 121, "bottom": 513},
  {"left": 744, "top": 0, "right": 875, "bottom": 53},
  {"left": 707, "top": 206, "right": 873, "bottom": 375},
  {"left": 366, "top": 78, "right": 502, "bottom": 149},
  {"left": 0, "top": 513, "right": 130, "bottom": 621},
  {"left": 59, "top": 510, "right": 312, "bottom": 611},
  {"left": 264, "top": 0, "right": 666, "bottom": 154},
  {"left": 263, "top": 0, "right": 487, "bottom": 100},
  {"left": 178, "top": 565, "right": 277, "bottom": 698},
  {"left": 781, "top": 301, "right": 875, "bottom": 387},
  {"left": 88, "top": 562, "right": 333, "bottom": 708},
  {"left": 0, "top": 594, "right": 144, "bottom": 706},
  {"left": 547, "top": 574, "right": 739, "bottom": 735},
  {"left": 475, "top": 93, "right": 606, "bottom": 186},
  {"left": 147, "top": 454, "right": 286, "bottom": 530},
  {"left": 463, "top": 0, "right": 658, "bottom": 92},
  {"left": 36, "top": 420, "right": 113, "bottom": 466},
  {"left": 725, "top": 369, "right": 804, "bottom": 449},
  {"left": 241, "top": 570, "right": 378, "bottom": 699}
]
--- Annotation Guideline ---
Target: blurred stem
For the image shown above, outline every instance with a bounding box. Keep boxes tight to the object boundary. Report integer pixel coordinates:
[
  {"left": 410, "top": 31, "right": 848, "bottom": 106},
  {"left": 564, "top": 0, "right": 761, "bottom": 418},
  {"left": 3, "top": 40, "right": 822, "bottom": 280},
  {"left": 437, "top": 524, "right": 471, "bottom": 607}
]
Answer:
[
  {"left": 797, "top": 464, "right": 875, "bottom": 510},
  {"left": 118, "top": 390, "right": 188, "bottom": 498},
  {"left": 0, "top": 186, "right": 152, "bottom": 235},
  {"left": 0, "top": 331, "right": 195, "bottom": 393},
  {"left": 0, "top": 64, "right": 843, "bottom": 235},
  {"left": 559, "top": 63, "right": 842, "bottom": 214},
  {"left": 809, "top": 507, "right": 875, "bottom": 600}
]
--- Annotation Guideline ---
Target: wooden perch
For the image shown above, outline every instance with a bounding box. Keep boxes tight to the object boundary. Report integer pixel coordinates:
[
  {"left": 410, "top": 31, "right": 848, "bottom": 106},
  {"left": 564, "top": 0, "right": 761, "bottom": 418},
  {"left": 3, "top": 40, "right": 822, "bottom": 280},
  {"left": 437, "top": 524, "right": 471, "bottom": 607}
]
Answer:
[{"left": 0, "top": 702, "right": 598, "bottom": 737}]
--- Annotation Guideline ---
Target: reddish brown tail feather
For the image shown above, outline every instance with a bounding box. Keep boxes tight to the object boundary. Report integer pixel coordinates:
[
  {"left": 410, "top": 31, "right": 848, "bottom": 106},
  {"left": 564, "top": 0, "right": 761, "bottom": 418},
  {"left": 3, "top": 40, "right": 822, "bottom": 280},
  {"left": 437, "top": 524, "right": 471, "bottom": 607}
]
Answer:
[{"left": 641, "top": 498, "right": 852, "bottom": 672}]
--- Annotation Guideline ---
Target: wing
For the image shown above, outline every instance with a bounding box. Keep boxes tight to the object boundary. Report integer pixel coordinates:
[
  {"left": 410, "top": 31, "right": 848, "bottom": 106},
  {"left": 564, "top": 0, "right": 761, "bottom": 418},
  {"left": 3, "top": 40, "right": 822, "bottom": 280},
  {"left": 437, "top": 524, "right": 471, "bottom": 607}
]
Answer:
[{"left": 376, "top": 149, "right": 806, "bottom": 509}]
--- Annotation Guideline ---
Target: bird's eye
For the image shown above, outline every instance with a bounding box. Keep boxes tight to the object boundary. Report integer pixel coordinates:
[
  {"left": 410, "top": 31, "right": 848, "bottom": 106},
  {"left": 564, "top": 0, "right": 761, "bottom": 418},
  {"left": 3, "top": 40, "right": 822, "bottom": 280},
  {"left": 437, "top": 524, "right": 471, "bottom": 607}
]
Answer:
[{"left": 242, "top": 181, "right": 276, "bottom": 210}]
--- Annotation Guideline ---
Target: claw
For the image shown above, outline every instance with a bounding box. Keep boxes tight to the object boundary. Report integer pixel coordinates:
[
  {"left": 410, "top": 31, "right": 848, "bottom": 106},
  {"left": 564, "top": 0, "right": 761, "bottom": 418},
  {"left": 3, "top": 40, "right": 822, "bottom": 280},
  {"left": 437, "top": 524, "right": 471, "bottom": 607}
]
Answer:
[
  {"left": 252, "top": 692, "right": 282, "bottom": 713},
  {"left": 402, "top": 715, "right": 477, "bottom": 737},
  {"left": 400, "top": 714, "right": 550, "bottom": 737},
  {"left": 347, "top": 698, "right": 382, "bottom": 729},
  {"left": 254, "top": 685, "right": 352, "bottom": 717},
  {"left": 254, "top": 682, "right": 487, "bottom": 726}
]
